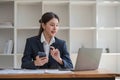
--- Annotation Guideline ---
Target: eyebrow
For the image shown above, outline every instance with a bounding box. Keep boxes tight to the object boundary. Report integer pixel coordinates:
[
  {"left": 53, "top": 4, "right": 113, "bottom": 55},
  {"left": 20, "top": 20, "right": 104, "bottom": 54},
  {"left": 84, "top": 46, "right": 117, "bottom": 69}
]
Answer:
[{"left": 49, "top": 22, "right": 58, "bottom": 25}]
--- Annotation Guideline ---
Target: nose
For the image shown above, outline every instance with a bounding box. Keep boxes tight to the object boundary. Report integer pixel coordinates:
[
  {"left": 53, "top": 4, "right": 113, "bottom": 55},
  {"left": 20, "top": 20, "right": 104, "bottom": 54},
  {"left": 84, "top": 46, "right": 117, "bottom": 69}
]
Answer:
[{"left": 53, "top": 26, "right": 58, "bottom": 30}]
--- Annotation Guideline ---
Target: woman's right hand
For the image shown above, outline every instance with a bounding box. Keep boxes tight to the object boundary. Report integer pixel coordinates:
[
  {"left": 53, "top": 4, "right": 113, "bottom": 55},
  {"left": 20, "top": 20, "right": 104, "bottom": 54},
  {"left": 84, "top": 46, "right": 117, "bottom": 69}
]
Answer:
[{"left": 34, "top": 56, "right": 48, "bottom": 66}]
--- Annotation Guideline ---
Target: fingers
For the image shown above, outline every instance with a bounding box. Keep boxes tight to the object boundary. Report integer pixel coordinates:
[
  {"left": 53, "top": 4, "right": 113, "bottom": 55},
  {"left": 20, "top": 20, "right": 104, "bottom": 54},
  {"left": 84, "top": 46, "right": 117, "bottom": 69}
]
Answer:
[
  {"left": 50, "top": 46, "right": 55, "bottom": 51},
  {"left": 35, "top": 56, "right": 48, "bottom": 66},
  {"left": 50, "top": 46, "right": 60, "bottom": 60},
  {"left": 56, "top": 49, "right": 59, "bottom": 53},
  {"left": 49, "top": 48, "right": 62, "bottom": 64},
  {"left": 36, "top": 55, "right": 46, "bottom": 60}
]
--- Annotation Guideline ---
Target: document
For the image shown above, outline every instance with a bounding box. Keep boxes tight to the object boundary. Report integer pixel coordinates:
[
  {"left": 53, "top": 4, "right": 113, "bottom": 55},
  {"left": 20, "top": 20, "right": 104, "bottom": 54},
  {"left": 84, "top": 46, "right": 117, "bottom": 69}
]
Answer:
[
  {"left": 0, "top": 69, "right": 72, "bottom": 74},
  {"left": 45, "top": 69, "right": 72, "bottom": 74},
  {"left": 0, "top": 69, "right": 44, "bottom": 74}
]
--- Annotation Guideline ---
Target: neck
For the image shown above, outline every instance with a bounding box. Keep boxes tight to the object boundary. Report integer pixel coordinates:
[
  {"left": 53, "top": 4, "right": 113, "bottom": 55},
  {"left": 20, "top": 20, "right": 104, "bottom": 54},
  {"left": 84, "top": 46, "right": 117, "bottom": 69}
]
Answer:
[{"left": 43, "top": 32, "right": 51, "bottom": 44}]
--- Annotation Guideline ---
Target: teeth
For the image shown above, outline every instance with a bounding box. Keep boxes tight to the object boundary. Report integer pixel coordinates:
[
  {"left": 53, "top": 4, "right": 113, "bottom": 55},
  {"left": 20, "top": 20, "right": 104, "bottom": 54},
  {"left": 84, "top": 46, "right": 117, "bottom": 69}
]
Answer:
[{"left": 52, "top": 31, "right": 55, "bottom": 33}]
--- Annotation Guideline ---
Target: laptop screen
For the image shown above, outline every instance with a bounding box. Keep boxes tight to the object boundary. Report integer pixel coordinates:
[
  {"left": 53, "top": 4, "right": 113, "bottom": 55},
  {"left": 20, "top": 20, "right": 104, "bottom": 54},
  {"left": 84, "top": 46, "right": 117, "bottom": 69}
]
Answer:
[{"left": 75, "top": 48, "right": 102, "bottom": 71}]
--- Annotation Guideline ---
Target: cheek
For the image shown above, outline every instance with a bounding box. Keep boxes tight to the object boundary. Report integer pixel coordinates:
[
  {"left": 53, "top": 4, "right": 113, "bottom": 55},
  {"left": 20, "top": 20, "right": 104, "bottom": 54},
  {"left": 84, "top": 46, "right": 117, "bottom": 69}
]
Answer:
[
  {"left": 56, "top": 27, "right": 59, "bottom": 30},
  {"left": 45, "top": 27, "right": 52, "bottom": 33},
  {"left": 49, "top": 27, "right": 54, "bottom": 31},
  {"left": 45, "top": 25, "right": 51, "bottom": 30}
]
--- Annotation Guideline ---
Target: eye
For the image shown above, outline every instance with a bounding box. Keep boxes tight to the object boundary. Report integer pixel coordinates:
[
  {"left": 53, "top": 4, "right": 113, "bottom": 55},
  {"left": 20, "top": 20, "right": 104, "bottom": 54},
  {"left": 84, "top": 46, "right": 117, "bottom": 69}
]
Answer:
[{"left": 50, "top": 24, "right": 54, "bottom": 26}]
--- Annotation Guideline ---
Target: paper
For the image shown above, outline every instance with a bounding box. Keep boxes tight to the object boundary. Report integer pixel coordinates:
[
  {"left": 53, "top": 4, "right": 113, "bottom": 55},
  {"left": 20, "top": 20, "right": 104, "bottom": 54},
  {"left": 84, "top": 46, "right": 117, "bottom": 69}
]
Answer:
[
  {"left": 0, "top": 69, "right": 44, "bottom": 74},
  {"left": 45, "top": 69, "right": 72, "bottom": 74},
  {"left": 0, "top": 69, "right": 72, "bottom": 74}
]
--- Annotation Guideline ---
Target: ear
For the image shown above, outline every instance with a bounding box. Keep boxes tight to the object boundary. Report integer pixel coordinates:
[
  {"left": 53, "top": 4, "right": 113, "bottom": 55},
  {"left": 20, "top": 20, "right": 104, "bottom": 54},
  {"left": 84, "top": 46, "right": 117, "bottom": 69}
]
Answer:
[{"left": 41, "top": 23, "right": 45, "bottom": 30}]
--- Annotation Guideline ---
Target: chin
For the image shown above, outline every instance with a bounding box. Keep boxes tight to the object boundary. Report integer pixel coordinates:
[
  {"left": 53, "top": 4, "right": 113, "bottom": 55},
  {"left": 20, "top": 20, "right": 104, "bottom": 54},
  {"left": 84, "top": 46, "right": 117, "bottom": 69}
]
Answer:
[{"left": 51, "top": 34, "right": 55, "bottom": 37}]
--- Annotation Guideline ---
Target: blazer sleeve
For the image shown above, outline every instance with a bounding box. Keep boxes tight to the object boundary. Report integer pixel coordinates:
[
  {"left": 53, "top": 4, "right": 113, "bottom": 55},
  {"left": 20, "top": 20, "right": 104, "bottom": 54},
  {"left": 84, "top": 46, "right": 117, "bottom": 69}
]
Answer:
[
  {"left": 21, "top": 38, "right": 38, "bottom": 69},
  {"left": 60, "top": 41, "right": 73, "bottom": 69}
]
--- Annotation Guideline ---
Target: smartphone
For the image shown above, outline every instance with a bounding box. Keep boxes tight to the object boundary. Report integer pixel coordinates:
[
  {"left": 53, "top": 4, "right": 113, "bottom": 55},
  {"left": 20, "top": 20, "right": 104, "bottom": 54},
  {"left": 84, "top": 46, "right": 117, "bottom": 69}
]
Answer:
[{"left": 37, "top": 51, "right": 46, "bottom": 57}]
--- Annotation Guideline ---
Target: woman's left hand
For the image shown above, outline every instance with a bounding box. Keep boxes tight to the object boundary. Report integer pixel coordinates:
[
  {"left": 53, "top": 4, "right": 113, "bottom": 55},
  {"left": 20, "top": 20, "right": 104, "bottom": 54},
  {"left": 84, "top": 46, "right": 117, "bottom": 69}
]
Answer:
[{"left": 50, "top": 46, "right": 63, "bottom": 65}]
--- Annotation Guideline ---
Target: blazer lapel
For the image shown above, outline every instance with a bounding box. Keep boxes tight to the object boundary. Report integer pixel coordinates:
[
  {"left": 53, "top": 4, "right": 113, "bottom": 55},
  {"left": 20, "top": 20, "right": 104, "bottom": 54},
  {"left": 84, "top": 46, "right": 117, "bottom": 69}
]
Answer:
[
  {"left": 50, "top": 38, "right": 58, "bottom": 49},
  {"left": 36, "top": 36, "right": 44, "bottom": 52}
]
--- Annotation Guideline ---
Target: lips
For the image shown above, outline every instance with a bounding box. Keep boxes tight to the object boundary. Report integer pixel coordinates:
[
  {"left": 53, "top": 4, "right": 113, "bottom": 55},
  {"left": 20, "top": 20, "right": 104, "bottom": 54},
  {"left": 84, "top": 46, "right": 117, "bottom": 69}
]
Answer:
[{"left": 51, "top": 31, "right": 56, "bottom": 34}]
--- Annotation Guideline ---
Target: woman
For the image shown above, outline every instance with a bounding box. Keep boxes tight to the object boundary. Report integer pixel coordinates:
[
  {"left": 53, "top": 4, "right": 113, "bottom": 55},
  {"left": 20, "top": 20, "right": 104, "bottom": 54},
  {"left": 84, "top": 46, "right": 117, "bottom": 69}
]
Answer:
[{"left": 21, "top": 12, "right": 73, "bottom": 69}]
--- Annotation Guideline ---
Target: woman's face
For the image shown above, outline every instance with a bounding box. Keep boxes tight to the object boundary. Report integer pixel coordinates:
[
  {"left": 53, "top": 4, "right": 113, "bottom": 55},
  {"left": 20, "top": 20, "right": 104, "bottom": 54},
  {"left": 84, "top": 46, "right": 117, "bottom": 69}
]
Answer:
[{"left": 42, "top": 18, "right": 59, "bottom": 38}]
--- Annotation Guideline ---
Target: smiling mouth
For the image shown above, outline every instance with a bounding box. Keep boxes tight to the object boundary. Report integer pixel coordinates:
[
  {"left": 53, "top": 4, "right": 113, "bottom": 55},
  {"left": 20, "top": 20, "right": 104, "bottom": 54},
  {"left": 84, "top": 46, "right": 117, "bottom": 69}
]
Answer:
[{"left": 51, "top": 31, "right": 56, "bottom": 34}]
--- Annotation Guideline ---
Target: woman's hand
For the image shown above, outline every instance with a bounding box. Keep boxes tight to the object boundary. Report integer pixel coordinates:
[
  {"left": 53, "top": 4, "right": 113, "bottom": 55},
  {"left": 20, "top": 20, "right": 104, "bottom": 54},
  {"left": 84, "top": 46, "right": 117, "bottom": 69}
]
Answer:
[
  {"left": 34, "top": 56, "right": 48, "bottom": 66},
  {"left": 50, "top": 46, "right": 63, "bottom": 65}
]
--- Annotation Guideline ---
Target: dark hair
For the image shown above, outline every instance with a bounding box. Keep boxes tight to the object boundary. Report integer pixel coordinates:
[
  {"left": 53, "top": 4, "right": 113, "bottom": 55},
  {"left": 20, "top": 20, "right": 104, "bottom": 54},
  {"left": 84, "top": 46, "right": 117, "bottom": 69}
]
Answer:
[{"left": 38, "top": 12, "right": 59, "bottom": 36}]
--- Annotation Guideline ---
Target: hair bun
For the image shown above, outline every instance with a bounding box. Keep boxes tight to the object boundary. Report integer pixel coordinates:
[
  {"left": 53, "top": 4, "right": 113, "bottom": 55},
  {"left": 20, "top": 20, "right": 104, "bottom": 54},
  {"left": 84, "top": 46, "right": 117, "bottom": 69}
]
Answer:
[{"left": 39, "top": 19, "right": 42, "bottom": 23}]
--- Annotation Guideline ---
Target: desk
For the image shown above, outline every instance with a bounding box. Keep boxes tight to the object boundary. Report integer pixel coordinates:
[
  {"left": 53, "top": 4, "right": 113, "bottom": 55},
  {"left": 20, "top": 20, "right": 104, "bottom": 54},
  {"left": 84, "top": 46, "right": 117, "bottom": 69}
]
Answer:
[
  {"left": 116, "top": 74, "right": 120, "bottom": 77},
  {"left": 0, "top": 69, "right": 116, "bottom": 80}
]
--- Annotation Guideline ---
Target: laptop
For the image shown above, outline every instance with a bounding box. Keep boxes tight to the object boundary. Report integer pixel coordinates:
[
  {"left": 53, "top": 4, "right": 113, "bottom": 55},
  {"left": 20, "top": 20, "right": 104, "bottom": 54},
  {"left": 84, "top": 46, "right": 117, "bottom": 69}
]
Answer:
[{"left": 74, "top": 48, "right": 102, "bottom": 71}]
